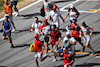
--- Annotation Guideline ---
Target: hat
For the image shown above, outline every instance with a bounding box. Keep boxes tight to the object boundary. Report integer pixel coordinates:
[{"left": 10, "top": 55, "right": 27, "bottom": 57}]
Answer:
[
  {"left": 63, "top": 48, "right": 68, "bottom": 51},
  {"left": 66, "top": 32, "right": 70, "bottom": 35},
  {"left": 34, "top": 34, "right": 38, "bottom": 38},
  {"left": 52, "top": 5, "right": 57, "bottom": 10},
  {"left": 70, "top": 5, "right": 74, "bottom": 8},
  {"left": 43, "top": 19, "right": 47, "bottom": 23},
  {"left": 81, "top": 21, "right": 85, "bottom": 23}
]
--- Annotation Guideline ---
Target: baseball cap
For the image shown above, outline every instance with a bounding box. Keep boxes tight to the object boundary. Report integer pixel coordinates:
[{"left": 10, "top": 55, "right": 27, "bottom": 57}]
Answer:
[
  {"left": 34, "top": 34, "right": 38, "bottom": 38},
  {"left": 81, "top": 21, "right": 85, "bottom": 23},
  {"left": 70, "top": 5, "right": 74, "bottom": 8},
  {"left": 52, "top": 5, "right": 57, "bottom": 10},
  {"left": 43, "top": 19, "right": 47, "bottom": 23}
]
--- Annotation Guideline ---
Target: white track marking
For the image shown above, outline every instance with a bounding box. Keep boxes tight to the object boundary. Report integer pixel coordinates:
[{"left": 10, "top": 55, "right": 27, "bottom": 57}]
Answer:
[
  {"left": 0, "top": 0, "right": 42, "bottom": 21},
  {"left": 60, "top": 9, "right": 96, "bottom": 13}
]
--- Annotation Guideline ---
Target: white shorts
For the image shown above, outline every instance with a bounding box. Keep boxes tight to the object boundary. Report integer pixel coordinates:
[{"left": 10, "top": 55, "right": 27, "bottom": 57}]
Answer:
[
  {"left": 64, "top": 64, "right": 72, "bottom": 67},
  {"left": 35, "top": 52, "right": 43, "bottom": 60},
  {"left": 52, "top": 22, "right": 60, "bottom": 28}
]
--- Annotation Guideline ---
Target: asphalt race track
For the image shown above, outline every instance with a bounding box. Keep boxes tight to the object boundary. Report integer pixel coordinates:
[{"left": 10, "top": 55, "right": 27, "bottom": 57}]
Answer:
[{"left": 0, "top": 0, "right": 100, "bottom": 67}]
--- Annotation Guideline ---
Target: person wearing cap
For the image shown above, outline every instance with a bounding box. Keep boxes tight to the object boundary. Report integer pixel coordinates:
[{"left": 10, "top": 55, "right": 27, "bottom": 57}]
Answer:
[
  {"left": 48, "top": 24, "right": 61, "bottom": 62},
  {"left": 39, "top": 19, "right": 51, "bottom": 55},
  {"left": 40, "top": 0, "right": 60, "bottom": 19},
  {"left": 54, "top": 48, "right": 75, "bottom": 67},
  {"left": 81, "top": 21, "right": 95, "bottom": 54},
  {"left": 0, "top": 16, "right": 15, "bottom": 48},
  {"left": 29, "top": 17, "right": 41, "bottom": 36},
  {"left": 66, "top": 19, "right": 85, "bottom": 52},
  {"left": 48, "top": 5, "right": 64, "bottom": 29},
  {"left": 34, "top": 34, "right": 48, "bottom": 67},
  {"left": 64, "top": 5, "right": 80, "bottom": 23}
]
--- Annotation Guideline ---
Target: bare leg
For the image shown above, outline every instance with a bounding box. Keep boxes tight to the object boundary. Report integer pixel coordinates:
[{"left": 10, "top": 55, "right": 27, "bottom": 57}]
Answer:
[
  {"left": 45, "top": 42, "right": 48, "bottom": 54},
  {"left": 35, "top": 57, "right": 39, "bottom": 67},
  {"left": 86, "top": 41, "right": 94, "bottom": 51}
]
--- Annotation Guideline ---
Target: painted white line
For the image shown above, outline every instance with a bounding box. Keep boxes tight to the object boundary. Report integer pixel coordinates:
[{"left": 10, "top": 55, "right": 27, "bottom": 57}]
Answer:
[
  {"left": 0, "top": 0, "right": 42, "bottom": 21},
  {"left": 95, "top": 56, "right": 100, "bottom": 58},
  {"left": 60, "top": 0, "right": 80, "bottom": 11},
  {"left": 60, "top": 9, "right": 95, "bottom": 13}
]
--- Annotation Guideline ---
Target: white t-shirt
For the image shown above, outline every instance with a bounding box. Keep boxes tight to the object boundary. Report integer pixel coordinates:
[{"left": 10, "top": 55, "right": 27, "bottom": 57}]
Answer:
[
  {"left": 69, "top": 11, "right": 76, "bottom": 20},
  {"left": 63, "top": 36, "right": 76, "bottom": 54},
  {"left": 42, "top": 24, "right": 51, "bottom": 37},
  {"left": 31, "top": 22, "right": 41, "bottom": 35},
  {"left": 49, "top": 10, "right": 61, "bottom": 23}
]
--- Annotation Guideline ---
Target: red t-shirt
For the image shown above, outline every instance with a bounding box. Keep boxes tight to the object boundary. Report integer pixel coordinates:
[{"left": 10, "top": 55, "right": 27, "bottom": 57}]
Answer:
[
  {"left": 50, "top": 31, "right": 61, "bottom": 45},
  {"left": 39, "top": 23, "right": 45, "bottom": 31},
  {"left": 71, "top": 23, "right": 81, "bottom": 38},
  {"left": 63, "top": 53, "right": 72, "bottom": 65},
  {"left": 35, "top": 39, "right": 43, "bottom": 52}
]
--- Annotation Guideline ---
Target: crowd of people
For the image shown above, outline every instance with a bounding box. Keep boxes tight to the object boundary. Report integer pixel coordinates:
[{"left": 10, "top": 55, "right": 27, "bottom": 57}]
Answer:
[{"left": 0, "top": 0, "right": 95, "bottom": 67}]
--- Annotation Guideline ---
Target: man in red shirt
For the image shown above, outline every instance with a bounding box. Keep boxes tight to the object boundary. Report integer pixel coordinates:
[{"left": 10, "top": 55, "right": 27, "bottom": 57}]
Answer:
[
  {"left": 54, "top": 48, "right": 75, "bottom": 67},
  {"left": 49, "top": 25, "right": 61, "bottom": 62},
  {"left": 34, "top": 34, "right": 47, "bottom": 67},
  {"left": 66, "top": 19, "right": 85, "bottom": 52}
]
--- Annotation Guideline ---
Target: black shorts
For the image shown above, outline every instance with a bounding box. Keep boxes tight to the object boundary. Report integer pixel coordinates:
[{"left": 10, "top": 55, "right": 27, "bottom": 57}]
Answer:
[
  {"left": 11, "top": 1, "right": 18, "bottom": 6},
  {"left": 74, "top": 37, "right": 81, "bottom": 42},
  {"left": 44, "top": 37, "right": 49, "bottom": 42},
  {"left": 3, "top": 32, "right": 11, "bottom": 38}
]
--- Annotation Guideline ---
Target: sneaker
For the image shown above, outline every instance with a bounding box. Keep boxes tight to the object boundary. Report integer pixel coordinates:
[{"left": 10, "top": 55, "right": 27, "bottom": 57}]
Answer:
[
  {"left": 82, "top": 47, "right": 85, "bottom": 52},
  {"left": 12, "top": 28, "right": 15, "bottom": 32},
  {"left": 52, "top": 59, "right": 57, "bottom": 62},
  {"left": 10, "top": 45, "right": 15, "bottom": 48},
  {"left": 15, "top": 12, "right": 19, "bottom": 17},
  {"left": 92, "top": 50, "right": 95, "bottom": 55}
]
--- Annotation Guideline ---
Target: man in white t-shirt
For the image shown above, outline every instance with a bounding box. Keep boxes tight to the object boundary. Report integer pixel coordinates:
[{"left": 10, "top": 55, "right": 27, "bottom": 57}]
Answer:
[
  {"left": 62, "top": 32, "right": 76, "bottom": 55},
  {"left": 48, "top": 5, "right": 64, "bottom": 28},
  {"left": 29, "top": 17, "right": 41, "bottom": 36}
]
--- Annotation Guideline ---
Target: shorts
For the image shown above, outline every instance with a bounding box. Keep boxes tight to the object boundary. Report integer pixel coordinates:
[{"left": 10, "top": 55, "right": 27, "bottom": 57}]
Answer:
[
  {"left": 51, "top": 45, "right": 58, "bottom": 51},
  {"left": 74, "top": 37, "right": 81, "bottom": 43},
  {"left": 44, "top": 37, "right": 49, "bottom": 42},
  {"left": 83, "top": 35, "right": 91, "bottom": 42},
  {"left": 4, "top": 14, "right": 13, "bottom": 22},
  {"left": 64, "top": 64, "right": 72, "bottom": 67},
  {"left": 52, "top": 22, "right": 60, "bottom": 28},
  {"left": 35, "top": 52, "right": 43, "bottom": 60},
  {"left": 3, "top": 32, "right": 11, "bottom": 38},
  {"left": 11, "top": 1, "right": 18, "bottom": 6}
]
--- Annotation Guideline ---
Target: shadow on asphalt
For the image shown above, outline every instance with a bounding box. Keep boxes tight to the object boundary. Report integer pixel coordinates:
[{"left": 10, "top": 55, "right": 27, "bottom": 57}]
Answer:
[
  {"left": 93, "top": 31, "right": 100, "bottom": 35},
  {"left": 0, "top": 66, "right": 7, "bottom": 67},
  {"left": 54, "top": 65, "right": 63, "bottom": 67},
  {"left": 18, "top": 13, "right": 40, "bottom": 19},
  {"left": 53, "top": 0, "right": 75, "bottom": 4},
  {"left": 75, "top": 63, "right": 100, "bottom": 67},
  {"left": 14, "top": 44, "right": 30, "bottom": 48}
]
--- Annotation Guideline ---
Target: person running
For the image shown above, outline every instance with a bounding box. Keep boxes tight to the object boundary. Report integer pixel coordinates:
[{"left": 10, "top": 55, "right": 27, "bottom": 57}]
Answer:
[
  {"left": 64, "top": 5, "right": 80, "bottom": 23},
  {"left": 40, "top": 0, "right": 60, "bottom": 19},
  {"left": 29, "top": 17, "right": 41, "bottom": 36},
  {"left": 54, "top": 48, "right": 75, "bottom": 67},
  {"left": 48, "top": 25, "right": 61, "bottom": 62},
  {"left": 0, "top": 16, "right": 15, "bottom": 48},
  {"left": 62, "top": 32, "right": 76, "bottom": 55},
  {"left": 81, "top": 21, "right": 95, "bottom": 54},
  {"left": 48, "top": 5, "right": 64, "bottom": 29},
  {"left": 10, "top": 0, "right": 19, "bottom": 17},
  {"left": 34, "top": 34, "right": 48, "bottom": 67},
  {"left": 39, "top": 19, "right": 51, "bottom": 55},
  {"left": 66, "top": 19, "right": 85, "bottom": 52},
  {"left": 3, "top": 0, "right": 16, "bottom": 32}
]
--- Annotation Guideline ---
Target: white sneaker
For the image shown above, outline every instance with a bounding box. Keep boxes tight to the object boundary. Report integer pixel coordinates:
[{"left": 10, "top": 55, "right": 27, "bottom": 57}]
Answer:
[
  {"left": 43, "top": 54, "right": 47, "bottom": 57},
  {"left": 52, "top": 59, "right": 57, "bottom": 62},
  {"left": 15, "top": 12, "right": 19, "bottom": 17},
  {"left": 12, "top": 28, "right": 15, "bottom": 32}
]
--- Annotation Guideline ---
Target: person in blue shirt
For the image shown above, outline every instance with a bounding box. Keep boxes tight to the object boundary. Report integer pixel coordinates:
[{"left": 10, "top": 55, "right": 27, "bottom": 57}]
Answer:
[{"left": 0, "top": 16, "right": 15, "bottom": 48}]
